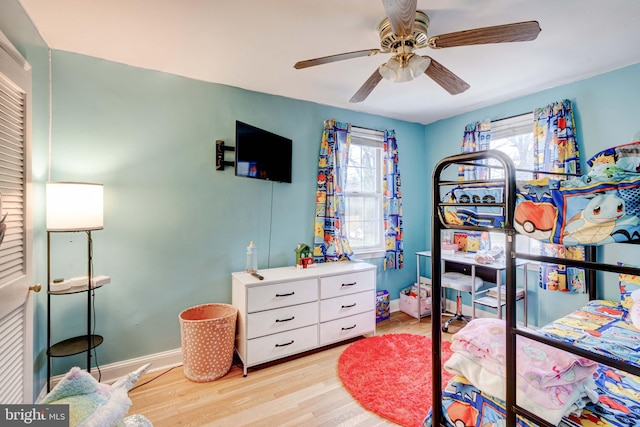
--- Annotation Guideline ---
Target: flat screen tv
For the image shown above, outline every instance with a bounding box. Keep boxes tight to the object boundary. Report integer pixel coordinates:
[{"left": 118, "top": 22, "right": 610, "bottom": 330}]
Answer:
[{"left": 235, "top": 121, "right": 292, "bottom": 183}]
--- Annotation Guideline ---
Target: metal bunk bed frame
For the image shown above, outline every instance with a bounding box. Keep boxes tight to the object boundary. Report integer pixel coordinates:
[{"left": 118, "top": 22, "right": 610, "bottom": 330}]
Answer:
[{"left": 430, "top": 150, "right": 639, "bottom": 427}]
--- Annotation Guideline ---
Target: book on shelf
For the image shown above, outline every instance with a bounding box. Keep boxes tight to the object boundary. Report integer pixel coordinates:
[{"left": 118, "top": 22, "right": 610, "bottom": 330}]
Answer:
[{"left": 487, "top": 285, "right": 525, "bottom": 301}]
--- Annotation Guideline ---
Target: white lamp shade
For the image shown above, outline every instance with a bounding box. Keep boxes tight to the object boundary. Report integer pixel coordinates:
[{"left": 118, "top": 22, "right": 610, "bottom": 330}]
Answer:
[
  {"left": 46, "top": 182, "right": 104, "bottom": 231},
  {"left": 408, "top": 55, "right": 431, "bottom": 78},
  {"left": 395, "top": 66, "right": 412, "bottom": 83},
  {"left": 379, "top": 58, "right": 400, "bottom": 81},
  {"left": 380, "top": 56, "right": 426, "bottom": 83}
]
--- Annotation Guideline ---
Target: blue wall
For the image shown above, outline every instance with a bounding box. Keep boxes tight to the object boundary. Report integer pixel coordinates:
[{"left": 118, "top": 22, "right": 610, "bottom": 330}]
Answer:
[
  {"left": 43, "top": 50, "right": 427, "bottom": 373},
  {"left": 424, "top": 64, "right": 640, "bottom": 325},
  {"left": 3, "top": 0, "right": 640, "bottom": 398}
]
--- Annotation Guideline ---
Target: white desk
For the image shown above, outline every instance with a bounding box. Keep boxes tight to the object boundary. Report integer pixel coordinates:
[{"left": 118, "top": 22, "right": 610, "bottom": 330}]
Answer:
[{"left": 416, "top": 251, "right": 528, "bottom": 326}]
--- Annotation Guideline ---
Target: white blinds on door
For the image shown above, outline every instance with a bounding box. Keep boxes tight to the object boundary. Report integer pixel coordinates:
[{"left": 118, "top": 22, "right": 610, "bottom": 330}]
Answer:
[
  {"left": 0, "top": 305, "right": 24, "bottom": 403},
  {"left": 0, "top": 75, "right": 26, "bottom": 283}
]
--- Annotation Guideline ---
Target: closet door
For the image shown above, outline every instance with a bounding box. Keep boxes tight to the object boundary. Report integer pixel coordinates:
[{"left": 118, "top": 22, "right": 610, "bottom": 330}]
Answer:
[{"left": 0, "top": 34, "right": 34, "bottom": 404}]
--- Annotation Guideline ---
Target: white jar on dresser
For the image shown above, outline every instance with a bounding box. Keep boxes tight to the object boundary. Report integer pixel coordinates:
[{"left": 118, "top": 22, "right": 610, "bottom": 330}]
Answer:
[{"left": 231, "top": 261, "right": 376, "bottom": 376}]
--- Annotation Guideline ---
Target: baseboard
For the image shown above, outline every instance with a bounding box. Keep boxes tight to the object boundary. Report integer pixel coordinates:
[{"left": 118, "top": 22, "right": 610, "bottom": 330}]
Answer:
[
  {"left": 95, "top": 348, "right": 184, "bottom": 382},
  {"left": 37, "top": 348, "right": 183, "bottom": 403},
  {"left": 389, "top": 297, "right": 400, "bottom": 313}
]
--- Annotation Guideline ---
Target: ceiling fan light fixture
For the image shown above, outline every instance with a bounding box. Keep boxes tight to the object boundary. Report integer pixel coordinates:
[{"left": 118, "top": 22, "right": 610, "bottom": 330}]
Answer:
[
  {"left": 379, "top": 57, "right": 400, "bottom": 81},
  {"left": 395, "top": 66, "right": 413, "bottom": 83},
  {"left": 380, "top": 57, "right": 413, "bottom": 83},
  {"left": 408, "top": 55, "right": 430, "bottom": 78}
]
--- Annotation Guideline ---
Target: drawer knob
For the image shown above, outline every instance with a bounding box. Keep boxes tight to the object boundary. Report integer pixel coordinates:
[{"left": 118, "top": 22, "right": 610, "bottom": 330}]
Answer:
[
  {"left": 275, "top": 291, "right": 295, "bottom": 297},
  {"left": 341, "top": 303, "right": 357, "bottom": 309},
  {"left": 341, "top": 324, "right": 357, "bottom": 331},
  {"left": 275, "top": 316, "right": 295, "bottom": 323},
  {"left": 341, "top": 282, "right": 357, "bottom": 287},
  {"left": 275, "top": 340, "right": 295, "bottom": 348}
]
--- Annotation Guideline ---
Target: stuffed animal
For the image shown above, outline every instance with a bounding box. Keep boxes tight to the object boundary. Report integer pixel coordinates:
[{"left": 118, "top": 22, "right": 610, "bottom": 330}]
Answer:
[{"left": 40, "top": 364, "right": 152, "bottom": 427}]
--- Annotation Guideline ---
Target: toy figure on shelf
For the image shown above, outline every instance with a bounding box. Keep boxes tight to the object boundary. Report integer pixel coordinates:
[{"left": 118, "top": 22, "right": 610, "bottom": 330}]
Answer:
[{"left": 294, "top": 243, "right": 313, "bottom": 268}]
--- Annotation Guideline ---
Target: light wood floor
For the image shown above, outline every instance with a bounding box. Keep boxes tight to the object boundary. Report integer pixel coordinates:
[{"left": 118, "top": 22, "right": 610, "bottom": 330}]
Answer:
[{"left": 128, "top": 311, "right": 454, "bottom": 427}]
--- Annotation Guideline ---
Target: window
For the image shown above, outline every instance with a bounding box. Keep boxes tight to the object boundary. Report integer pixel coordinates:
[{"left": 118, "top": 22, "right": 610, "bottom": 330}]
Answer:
[
  {"left": 344, "top": 127, "right": 385, "bottom": 256},
  {"left": 487, "top": 113, "right": 541, "bottom": 255},
  {"left": 487, "top": 113, "right": 536, "bottom": 181}
]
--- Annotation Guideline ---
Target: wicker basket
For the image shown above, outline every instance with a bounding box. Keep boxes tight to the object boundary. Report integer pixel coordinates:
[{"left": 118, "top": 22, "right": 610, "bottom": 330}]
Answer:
[{"left": 179, "top": 303, "right": 238, "bottom": 382}]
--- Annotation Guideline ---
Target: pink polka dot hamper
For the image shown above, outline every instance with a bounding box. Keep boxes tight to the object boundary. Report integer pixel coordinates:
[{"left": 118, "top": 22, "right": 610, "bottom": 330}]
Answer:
[{"left": 179, "top": 303, "right": 238, "bottom": 382}]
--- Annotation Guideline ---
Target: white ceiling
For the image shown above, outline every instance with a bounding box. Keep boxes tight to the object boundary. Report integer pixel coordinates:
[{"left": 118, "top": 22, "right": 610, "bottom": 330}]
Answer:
[{"left": 18, "top": 0, "right": 640, "bottom": 125}]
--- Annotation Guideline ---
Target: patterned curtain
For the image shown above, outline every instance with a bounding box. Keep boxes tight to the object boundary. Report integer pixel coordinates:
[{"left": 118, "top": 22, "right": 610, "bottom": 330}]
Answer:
[
  {"left": 383, "top": 130, "right": 403, "bottom": 270},
  {"left": 313, "top": 120, "right": 353, "bottom": 263},
  {"left": 539, "top": 244, "right": 587, "bottom": 292},
  {"left": 459, "top": 120, "right": 491, "bottom": 180},
  {"left": 533, "top": 99, "right": 585, "bottom": 292},
  {"left": 533, "top": 99, "right": 581, "bottom": 178}
]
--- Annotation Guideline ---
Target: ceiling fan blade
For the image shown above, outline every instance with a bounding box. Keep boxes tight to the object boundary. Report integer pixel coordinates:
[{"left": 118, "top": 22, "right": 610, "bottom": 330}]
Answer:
[
  {"left": 428, "top": 21, "right": 541, "bottom": 49},
  {"left": 423, "top": 56, "right": 470, "bottom": 95},
  {"left": 294, "top": 49, "right": 381, "bottom": 69},
  {"left": 349, "top": 69, "right": 384, "bottom": 103},
  {"left": 381, "top": 0, "right": 417, "bottom": 38}
]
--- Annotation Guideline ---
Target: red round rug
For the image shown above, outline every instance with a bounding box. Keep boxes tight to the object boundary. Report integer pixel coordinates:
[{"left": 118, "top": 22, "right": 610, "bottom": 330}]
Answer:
[{"left": 337, "top": 333, "right": 453, "bottom": 427}]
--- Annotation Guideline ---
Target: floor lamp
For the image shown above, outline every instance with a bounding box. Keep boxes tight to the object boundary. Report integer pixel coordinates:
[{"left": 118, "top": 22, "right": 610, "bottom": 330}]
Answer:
[{"left": 46, "top": 182, "right": 103, "bottom": 391}]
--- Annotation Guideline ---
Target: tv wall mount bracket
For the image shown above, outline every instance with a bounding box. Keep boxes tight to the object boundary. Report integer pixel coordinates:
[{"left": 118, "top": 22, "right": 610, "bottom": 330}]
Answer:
[{"left": 215, "top": 140, "right": 235, "bottom": 171}]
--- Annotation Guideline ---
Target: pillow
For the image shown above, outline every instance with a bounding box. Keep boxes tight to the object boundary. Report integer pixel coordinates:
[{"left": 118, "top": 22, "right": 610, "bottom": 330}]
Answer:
[
  {"left": 586, "top": 141, "right": 640, "bottom": 172},
  {"left": 618, "top": 262, "right": 640, "bottom": 319},
  {"left": 631, "top": 300, "right": 640, "bottom": 330}
]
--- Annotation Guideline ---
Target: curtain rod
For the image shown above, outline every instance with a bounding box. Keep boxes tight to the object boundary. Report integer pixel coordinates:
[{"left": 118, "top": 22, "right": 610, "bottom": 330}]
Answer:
[
  {"left": 352, "top": 125, "right": 385, "bottom": 134},
  {"left": 493, "top": 111, "right": 533, "bottom": 122}
]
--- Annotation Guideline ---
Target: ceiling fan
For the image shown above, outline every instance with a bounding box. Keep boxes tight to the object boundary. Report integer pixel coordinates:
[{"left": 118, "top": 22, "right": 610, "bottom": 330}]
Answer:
[{"left": 294, "top": 0, "right": 541, "bottom": 103}]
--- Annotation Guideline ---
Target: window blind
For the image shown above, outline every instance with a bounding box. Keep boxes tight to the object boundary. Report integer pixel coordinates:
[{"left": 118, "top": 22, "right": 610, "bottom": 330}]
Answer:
[{"left": 491, "top": 112, "right": 533, "bottom": 140}]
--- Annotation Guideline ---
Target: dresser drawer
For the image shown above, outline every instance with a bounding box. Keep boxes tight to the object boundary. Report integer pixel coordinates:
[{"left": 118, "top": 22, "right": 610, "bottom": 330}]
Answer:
[
  {"left": 320, "top": 290, "right": 375, "bottom": 322},
  {"left": 247, "top": 278, "right": 317, "bottom": 312},
  {"left": 247, "top": 302, "right": 318, "bottom": 339},
  {"left": 247, "top": 325, "right": 318, "bottom": 366},
  {"left": 319, "top": 311, "right": 375, "bottom": 345},
  {"left": 320, "top": 270, "right": 375, "bottom": 299}
]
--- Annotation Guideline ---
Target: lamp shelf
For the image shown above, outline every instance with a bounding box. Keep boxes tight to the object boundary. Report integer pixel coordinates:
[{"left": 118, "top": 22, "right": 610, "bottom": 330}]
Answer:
[
  {"left": 48, "top": 282, "right": 107, "bottom": 295},
  {"left": 48, "top": 335, "right": 103, "bottom": 358},
  {"left": 46, "top": 229, "right": 103, "bottom": 392}
]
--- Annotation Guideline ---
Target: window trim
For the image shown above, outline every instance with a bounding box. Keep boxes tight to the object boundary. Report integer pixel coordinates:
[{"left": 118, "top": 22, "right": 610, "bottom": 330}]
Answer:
[{"left": 345, "top": 127, "right": 386, "bottom": 257}]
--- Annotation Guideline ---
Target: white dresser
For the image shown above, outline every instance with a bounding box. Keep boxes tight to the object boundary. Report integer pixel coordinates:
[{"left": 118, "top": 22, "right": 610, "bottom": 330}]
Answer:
[{"left": 232, "top": 261, "right": 376, "bottom": 376}]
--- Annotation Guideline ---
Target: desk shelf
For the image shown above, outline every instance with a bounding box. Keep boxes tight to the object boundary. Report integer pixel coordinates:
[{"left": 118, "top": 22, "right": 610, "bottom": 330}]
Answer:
[
  {"left": 416, "top": 251, "right": 528, "bottom": 326},
  {"left": 474, "top": 296, "right": 524, "bottom": 309}
]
